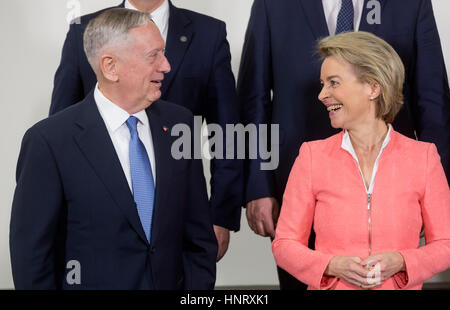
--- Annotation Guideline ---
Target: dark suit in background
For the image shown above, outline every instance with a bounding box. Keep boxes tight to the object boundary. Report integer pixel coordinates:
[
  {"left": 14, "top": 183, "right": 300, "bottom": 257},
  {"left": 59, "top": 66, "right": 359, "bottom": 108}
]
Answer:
[
  {"left": 50, "top": 0, "right": 242, "bottom": 237},
  {"left": 238, "top": 0, "right": 450, "bottom": 289},
  {"left": 10, "top": 93, "right": 217, "bottom": 289}
]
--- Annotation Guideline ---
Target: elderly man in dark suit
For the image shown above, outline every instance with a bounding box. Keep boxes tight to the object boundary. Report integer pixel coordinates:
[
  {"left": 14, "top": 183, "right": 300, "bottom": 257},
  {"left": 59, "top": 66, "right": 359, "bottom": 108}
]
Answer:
[
  {"left": 10, "top": 8, "right": 217, "bottom": 289},
  {"left": 238, "top": 0, "right": 450, "bottom": 289},
  {"left": 50, "top": 0, "right": 242, "bottom": 262}
]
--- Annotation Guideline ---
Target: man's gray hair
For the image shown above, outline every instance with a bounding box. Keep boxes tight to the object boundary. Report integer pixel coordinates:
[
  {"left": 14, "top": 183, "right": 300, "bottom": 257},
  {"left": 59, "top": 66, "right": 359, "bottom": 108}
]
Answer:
[{"left": 83, "top": 8, "right": 152, "bottom": 73}]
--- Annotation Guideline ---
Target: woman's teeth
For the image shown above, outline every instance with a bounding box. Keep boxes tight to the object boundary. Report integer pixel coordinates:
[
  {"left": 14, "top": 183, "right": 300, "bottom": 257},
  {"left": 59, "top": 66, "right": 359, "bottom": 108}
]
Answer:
[{"left": 327, "top": 104, "right": 343, "bottom": 112}]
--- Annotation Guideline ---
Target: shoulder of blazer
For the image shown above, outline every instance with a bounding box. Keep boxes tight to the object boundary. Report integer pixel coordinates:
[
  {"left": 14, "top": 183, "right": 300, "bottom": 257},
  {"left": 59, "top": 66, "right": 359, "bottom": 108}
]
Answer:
[
  {"left": 149, "top": 99, "right": 194, "bottom": 125},
  {"left": 389, "top": 128, "right": 433, "bottom": 154},
  {"left": 306, "top": 131, "right": 345, "bottom": 152},
  {"left": 32, "top": 93, "right": 95, "bottom": 140},
  {"left": 170, "top": 3, "right": 225, "bottom": 30}
]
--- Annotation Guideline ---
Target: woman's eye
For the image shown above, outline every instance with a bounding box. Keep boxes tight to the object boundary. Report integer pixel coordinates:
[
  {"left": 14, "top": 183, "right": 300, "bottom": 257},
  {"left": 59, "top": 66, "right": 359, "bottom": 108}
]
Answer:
[{"left": 330, "top": 80, "right": 339, "bottom": 87}]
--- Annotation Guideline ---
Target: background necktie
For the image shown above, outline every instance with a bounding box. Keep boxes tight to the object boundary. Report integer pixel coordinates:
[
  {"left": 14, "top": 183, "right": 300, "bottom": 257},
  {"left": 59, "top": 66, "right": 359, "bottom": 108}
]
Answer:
[
  {"left": 336, "top": 0, "right": 354, "bottom": 34},
  {"left": 126, "top": 116, "right": 155, "bottom": 243}
]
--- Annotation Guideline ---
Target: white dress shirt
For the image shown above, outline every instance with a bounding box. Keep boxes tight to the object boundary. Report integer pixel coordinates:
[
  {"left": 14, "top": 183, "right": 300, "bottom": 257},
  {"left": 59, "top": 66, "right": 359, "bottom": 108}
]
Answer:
[
  {"left": 341, "top": 124, "right": 391, "bottom": 194},
  {"left": 94, "top": 84, "right": 156, "bottom": 192},
  {"left": 322, "top": 0, "right": 365, "bottom": 35},
  {"left": 125, "top": 0, "right": 170, "bottom": 42}
]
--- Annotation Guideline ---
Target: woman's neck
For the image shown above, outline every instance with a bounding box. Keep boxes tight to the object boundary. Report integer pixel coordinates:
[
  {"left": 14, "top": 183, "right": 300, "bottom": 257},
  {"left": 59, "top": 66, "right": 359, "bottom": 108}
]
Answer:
[{"left": 347, "top": 120, "right": 389, "bottom": 153}]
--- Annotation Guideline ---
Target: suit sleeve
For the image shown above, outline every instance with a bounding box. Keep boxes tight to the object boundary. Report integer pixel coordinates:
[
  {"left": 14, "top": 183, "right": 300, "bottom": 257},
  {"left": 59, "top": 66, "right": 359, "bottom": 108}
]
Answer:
[
  {"left": 50, "top": 22, "right": 84, "bottom": 115},
  {"left": 205, "top": 21, "right": 243, "bottom": 231},
  {"left": 272, "top": 143, "right": 336, "bottom": 290},
  {"left": 182, "top": 116, "right": 218, "bottom": 290},
  {"left": 237, "top": 0, "right": 277, "bottom": 204},
  {"left": 10, "top": 127, "right": 64, "bottom": 289},
  {"left": 413, "top": 0, "right": 450, "bottom": 182},
  {"left": 395, "top": 144, "right": 450, "bottom": 289}
]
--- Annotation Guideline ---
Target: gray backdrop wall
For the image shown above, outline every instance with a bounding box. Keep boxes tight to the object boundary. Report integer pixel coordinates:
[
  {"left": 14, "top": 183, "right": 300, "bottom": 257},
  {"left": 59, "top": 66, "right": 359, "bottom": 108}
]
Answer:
[{"left": 0, "top": 0, "right": 449, "bottom": 289}]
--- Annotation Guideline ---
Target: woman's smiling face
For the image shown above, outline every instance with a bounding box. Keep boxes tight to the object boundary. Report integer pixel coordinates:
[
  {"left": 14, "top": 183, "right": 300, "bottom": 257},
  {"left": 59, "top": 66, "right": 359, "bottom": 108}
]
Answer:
[{"left": 318, "top": 56, "right": 376, "bottom": 130}]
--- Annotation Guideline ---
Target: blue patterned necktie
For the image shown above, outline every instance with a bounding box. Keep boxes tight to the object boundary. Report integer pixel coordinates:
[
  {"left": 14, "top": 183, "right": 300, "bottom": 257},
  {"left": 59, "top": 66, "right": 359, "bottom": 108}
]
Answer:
[
  {"left": 126, "top": 116, "right": 155, "bottom": 243},
  {"left": 336, "top": 0, "right": 354, "bottom": 34}
]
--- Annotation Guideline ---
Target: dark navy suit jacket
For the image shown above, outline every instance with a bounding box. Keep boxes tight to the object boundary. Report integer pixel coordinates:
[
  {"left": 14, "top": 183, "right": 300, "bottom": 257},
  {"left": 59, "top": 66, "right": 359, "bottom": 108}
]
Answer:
[
  {"left": 238, "top": 0, "right": 450, "bottom": 203},
  {"left": 50, "top": 1, "right": 242, "bottom": 231},
  {"left": 10, "top": 93, "right": 217, "bottom": 289}
]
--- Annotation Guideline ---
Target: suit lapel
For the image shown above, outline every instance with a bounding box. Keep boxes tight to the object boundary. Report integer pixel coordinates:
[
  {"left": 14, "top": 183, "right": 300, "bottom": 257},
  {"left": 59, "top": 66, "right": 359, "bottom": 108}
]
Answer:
[
  {"left": 73, "top": 93, "right": 149, "bottom": 245},
  {"left": 162, "top": 1, "right": 193, "bottom": 95},
  {"left": 298, "top": 0, "right": 329, "bottom": 39},
  {"left": 145, "top": 101, "right": 173, "bottom": 244}
]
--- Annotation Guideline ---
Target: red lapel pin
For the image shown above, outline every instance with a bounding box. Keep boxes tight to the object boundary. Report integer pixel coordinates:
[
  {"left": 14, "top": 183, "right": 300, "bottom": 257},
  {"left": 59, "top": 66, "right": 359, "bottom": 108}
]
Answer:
[{"left": 163, "top": 126, "right": 168, "bottom": 132}]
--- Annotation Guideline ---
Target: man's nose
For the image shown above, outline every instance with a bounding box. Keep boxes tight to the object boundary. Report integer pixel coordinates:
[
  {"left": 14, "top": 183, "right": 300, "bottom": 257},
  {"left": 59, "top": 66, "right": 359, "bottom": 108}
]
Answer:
[{"left": 159, "top": 54, "right": 171, "bottom": 74}]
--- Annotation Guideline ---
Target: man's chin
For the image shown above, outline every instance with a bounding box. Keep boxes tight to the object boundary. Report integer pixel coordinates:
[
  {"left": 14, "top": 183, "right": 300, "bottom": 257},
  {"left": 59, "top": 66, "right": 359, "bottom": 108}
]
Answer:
[{"left": 148, "top": 91, "right": 162, "bottom": 103}]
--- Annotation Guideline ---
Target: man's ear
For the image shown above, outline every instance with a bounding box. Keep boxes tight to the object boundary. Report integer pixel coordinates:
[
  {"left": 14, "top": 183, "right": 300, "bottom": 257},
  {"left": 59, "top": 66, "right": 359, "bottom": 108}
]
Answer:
[{"left": 99, "top": 54, "right": 119, "bottom": 82}]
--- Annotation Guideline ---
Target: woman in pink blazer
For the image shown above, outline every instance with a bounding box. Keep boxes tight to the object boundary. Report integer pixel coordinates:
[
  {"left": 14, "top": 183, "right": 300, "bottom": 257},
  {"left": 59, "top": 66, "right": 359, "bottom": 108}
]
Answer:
[{"left": 272, "top": 32, "right": 450, "bottom": 290}]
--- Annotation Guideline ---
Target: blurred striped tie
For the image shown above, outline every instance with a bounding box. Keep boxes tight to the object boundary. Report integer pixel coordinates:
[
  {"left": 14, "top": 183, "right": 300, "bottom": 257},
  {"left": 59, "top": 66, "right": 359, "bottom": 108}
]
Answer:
[{"left": 336, "top": 0, "right": 354, "bottom": 34}]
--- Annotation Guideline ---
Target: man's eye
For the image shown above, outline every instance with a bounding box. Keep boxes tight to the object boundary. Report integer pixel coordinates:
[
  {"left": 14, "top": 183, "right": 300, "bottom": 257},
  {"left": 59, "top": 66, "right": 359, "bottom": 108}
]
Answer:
[
  {"left": 330, "top": 80, "right": 339, "bottom": 87},
  {"left": 147, "top": 54, "right": 157, "bottom": 63}
]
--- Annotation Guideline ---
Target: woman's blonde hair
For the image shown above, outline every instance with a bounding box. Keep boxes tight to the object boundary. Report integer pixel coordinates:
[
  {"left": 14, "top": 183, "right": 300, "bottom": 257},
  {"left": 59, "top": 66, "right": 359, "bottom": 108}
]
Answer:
[{"left": 318, "top": 31, "right": 405, "bottom": 123}]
